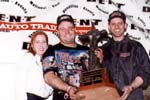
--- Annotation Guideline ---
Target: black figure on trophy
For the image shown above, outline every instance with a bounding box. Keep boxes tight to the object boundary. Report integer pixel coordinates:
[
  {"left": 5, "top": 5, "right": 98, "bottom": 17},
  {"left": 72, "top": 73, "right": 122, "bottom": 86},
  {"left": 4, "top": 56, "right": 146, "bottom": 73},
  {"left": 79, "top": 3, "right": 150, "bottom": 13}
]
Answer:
[{"left": 78, "top": 24, "right": 110, "bottom": 70}]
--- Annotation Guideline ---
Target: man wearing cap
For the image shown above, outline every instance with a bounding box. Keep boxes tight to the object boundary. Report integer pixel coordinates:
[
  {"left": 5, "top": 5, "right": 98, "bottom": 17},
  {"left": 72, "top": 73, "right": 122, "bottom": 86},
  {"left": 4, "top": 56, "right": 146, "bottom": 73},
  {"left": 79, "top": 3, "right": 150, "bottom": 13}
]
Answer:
[
  {"left": 42, "top": 14, "right": 89, "bottom": 100},
  {"left": 96, "top": 10, "right": 150, "bottom": 100}
]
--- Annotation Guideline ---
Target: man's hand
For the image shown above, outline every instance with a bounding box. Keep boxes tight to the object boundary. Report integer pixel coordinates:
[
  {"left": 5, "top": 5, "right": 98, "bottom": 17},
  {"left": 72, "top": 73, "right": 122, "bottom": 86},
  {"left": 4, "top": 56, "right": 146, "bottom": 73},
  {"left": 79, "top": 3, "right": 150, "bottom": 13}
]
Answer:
[
  {"left": 94, "top": 48, "right": 103, "bottom": 63},
  {"left": 68, "top": 87, "right": 85, "bottom": 100},
  {"left": 119, "top": 76, "right": 143, "bottom": 100},
  {"left": 44, "top": 72, "right": 85, "bottom": 100},
  {"left": 119, "top": 85, "right": 133, "bottom": 100}
]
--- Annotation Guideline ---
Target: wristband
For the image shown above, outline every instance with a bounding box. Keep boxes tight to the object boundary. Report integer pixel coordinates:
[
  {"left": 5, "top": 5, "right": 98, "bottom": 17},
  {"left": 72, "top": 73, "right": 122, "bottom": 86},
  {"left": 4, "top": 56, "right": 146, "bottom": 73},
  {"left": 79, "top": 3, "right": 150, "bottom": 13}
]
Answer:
[
  {"left": 67, "top": 86, "right": 72, "bottom": 93},
  {"left": 130, "top": 85, "right": 135, "bottom": 91}
]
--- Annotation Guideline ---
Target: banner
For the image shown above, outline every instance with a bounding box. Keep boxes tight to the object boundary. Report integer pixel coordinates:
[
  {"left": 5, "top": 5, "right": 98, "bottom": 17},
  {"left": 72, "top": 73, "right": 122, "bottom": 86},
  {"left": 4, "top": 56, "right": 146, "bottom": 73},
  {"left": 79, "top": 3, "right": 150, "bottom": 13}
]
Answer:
[{"left": 0, "top": 0, "right": 150, "bottom": 63}]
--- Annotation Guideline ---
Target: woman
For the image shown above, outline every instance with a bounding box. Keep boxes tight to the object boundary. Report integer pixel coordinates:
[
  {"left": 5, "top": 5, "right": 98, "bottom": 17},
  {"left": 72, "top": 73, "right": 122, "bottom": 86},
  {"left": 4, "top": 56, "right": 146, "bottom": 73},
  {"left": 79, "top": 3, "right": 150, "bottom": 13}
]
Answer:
[{"left": 16, "top": 31, "right": 53, "bottom": 100}]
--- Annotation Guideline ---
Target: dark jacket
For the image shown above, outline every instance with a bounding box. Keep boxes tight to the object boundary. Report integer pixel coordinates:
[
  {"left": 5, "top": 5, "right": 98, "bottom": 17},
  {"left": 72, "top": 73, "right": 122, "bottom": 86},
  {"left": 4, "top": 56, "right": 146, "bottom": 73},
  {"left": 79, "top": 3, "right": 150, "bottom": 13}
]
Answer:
[{"left": 102, "top": 35, "right": 150, "bottom": 100}]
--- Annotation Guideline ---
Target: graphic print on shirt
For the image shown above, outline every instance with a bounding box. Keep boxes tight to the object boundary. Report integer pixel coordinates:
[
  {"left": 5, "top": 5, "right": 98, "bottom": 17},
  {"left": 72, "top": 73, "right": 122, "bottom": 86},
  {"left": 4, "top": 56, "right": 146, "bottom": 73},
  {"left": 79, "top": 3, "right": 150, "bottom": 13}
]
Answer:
[{"left": 55, "top": 49, "right": 89, "bottom": 87}]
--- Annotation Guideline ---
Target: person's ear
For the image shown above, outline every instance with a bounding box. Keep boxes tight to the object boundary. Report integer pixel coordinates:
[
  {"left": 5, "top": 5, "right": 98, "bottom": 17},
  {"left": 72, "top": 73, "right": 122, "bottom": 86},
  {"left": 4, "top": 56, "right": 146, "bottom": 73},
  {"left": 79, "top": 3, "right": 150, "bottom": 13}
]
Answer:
[
  {"left": 74, "top": 27, "right": 78, "bottom": 34},
  {"left": 108, "top": 24, "right": 111, "bottom": 32},
  {"left": 124, "top": 23, "right": 128, "bottom": 32},
  {"left": 55, "top": 30, "right": 59, "bottom": 37}
]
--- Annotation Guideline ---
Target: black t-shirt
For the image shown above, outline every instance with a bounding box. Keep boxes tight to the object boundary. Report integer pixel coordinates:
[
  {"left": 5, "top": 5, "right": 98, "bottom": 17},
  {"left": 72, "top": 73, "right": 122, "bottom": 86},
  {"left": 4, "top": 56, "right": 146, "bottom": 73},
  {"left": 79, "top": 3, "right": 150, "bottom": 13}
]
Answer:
[{"left": 43, "top": 43, "right": 89, "bottom": 100}]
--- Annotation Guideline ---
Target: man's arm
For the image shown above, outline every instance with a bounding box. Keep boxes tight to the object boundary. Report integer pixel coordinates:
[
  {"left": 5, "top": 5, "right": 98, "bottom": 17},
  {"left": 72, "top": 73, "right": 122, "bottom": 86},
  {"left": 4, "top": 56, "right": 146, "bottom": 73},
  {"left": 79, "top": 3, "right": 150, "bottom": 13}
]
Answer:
[
  {"left": 44, "top": 71, "right": 71, "bottom": 92},
  {"left": 119, "top": 76, "right": 143, "bottom": 100},
  {"left": 130, "top": 76, "right": 144, "bottom": 90},
  {"left": 44, "top": 71, "right": 85, "bottom": 100}
]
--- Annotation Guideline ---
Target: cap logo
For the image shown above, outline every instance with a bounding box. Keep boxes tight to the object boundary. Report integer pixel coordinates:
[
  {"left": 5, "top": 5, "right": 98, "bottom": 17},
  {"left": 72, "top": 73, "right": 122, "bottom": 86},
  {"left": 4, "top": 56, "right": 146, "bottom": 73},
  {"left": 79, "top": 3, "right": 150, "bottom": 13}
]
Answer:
[
  {"left": 60, "top": 16, "right": 70, "bottom": 20},
  {"left": 111, "top": 12, "right": 122, "bottom": 17}
]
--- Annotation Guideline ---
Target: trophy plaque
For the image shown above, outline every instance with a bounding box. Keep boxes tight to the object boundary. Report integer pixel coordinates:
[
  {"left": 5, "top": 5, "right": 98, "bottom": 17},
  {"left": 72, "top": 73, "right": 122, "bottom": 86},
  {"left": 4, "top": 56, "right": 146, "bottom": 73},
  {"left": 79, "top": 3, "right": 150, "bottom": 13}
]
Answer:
[{"left": 78, "top": 68, "right": 120, "bottom": 100}]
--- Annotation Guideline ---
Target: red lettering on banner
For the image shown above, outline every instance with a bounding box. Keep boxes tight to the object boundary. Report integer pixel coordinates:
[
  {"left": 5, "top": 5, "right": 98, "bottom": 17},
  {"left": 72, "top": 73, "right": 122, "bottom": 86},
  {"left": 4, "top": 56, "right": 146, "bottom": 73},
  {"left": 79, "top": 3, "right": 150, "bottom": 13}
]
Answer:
[
  {"left": 0, "top": 21, "right": 92, "bottom": 34},
  {"left": 0, "top": 22, "right": 57, "bottom": 32}
]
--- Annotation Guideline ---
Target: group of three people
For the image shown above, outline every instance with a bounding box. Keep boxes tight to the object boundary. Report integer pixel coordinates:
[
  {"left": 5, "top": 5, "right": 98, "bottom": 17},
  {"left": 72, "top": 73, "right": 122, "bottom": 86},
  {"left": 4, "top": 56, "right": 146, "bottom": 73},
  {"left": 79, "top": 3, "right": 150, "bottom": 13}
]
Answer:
[{"left": 16, "top": 10, "right": 150, "bottom": 100}]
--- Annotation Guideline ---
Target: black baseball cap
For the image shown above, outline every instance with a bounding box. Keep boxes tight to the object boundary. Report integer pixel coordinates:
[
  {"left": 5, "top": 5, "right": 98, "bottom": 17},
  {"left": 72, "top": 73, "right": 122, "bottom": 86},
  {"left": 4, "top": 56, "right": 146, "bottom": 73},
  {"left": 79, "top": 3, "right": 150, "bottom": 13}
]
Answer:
[
  {"left": 57, "top": 14, "right": 75, "bottom": 27},
  {"left": 108, "top": 10, "right": 126, "bottom": 23}
]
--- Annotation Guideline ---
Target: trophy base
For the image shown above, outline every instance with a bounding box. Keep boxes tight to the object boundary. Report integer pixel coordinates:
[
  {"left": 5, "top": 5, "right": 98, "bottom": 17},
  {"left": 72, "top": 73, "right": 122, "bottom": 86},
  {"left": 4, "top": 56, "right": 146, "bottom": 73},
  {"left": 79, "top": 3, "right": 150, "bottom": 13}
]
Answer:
[
  {"left": 78, "top": 68, "right": 120, "bottom": 100},
  {"left": 78, "top": 83, "right": 120, "bottom": 100}
]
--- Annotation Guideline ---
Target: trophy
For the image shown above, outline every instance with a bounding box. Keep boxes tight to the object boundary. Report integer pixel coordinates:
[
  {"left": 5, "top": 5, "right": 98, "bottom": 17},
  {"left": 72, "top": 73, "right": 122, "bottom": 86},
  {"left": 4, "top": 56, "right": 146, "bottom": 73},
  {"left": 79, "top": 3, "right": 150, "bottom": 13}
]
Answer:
[
  {"left": 78, "top": 28, "right": 111, "bottom": 86},
  {"left": 78, "top": 28, "right": 120, "bottom": 100},
  {"left": 78, "top": 29, "right": 110, "bottom": 70}
]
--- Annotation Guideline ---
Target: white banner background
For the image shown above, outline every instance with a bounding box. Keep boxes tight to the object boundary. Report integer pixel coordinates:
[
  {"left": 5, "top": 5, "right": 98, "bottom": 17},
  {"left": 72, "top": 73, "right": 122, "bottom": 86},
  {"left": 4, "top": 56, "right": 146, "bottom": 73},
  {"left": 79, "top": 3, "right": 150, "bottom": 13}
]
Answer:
[{"left": 0, "top": 0, "right": 150, "bottom": 100}]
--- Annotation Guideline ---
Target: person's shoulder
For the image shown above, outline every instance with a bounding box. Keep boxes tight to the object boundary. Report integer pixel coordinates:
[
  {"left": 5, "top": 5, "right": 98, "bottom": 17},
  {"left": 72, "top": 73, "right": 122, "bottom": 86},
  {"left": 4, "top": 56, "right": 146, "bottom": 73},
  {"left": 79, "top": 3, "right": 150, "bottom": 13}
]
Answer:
[
  {"left": 76, "top": 44, "right": 89, "bottom": 49},
  {"left": 53, "top": 43, "right": 62, "bottom": 48},
  {"left": 128, "top": 38, "right": 143, "bottom": 47},
  {"left": 43, "top": 44, "right": 54, "bottom": 59},
  {"left": 17, "top": 52, "right": 34, "bottom": 67},
  {"left": 24, "top": 52, "right": 35, "bottom": 61},
  {"left": 101, "top": 40, "right": 112, "bottom": 49},
  {"left": 44, "top": 44, "right": 54, "bottom": 53},
  {"left": 47, "top": 45, "right": 54, "bottom": 49},
  {"left": 51, "top": 43, "right": 67, "bottom": 50},
  {"left": 21, "top": 52, "right": 33, "bottom": 59}
]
